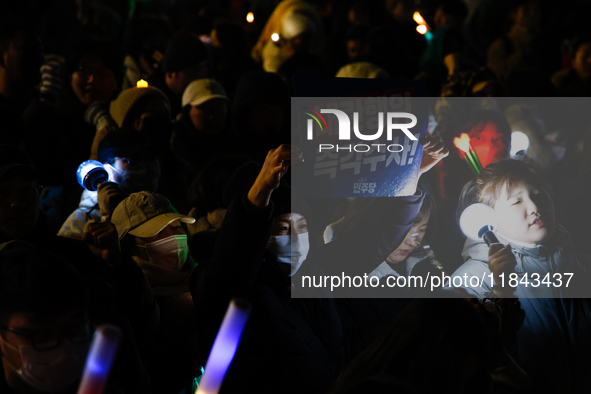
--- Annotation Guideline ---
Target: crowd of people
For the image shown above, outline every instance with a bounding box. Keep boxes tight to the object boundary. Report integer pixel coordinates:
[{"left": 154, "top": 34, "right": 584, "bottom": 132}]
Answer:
[{"left": 2, "top": 0, "right": 591, "bottom": 393}]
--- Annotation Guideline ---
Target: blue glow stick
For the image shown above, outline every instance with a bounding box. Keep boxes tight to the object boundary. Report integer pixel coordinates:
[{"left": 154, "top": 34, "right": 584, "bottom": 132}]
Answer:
[
  {"left": 196, "top": 299, "right": 251, "bottom": 394},
  {"left": 77, "top": 325, "right": 122, "bottom": 394}
]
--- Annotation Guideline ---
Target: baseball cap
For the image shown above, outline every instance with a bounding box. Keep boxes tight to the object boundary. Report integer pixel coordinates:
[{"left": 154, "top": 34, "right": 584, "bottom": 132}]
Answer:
[
  {"left": 182, "top": 79, "right": 228, "bottom": 107},
  {"left": 111, "top": 191, "right": 195, "bottom": 239}
]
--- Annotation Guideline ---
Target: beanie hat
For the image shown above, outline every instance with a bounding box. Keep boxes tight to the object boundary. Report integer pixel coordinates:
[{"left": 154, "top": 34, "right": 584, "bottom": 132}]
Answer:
[
  {"left": 182, "top": 79, "right": 228, "bottom": 107},
  {"left": 109, "top": 86, "right": 170, "bottom": 128},
  {"left": 162, "top": 30, "right": 211, "bottom": 73},
  {"left": 111, "top": 191, "right": 195, "bottom": 239}
]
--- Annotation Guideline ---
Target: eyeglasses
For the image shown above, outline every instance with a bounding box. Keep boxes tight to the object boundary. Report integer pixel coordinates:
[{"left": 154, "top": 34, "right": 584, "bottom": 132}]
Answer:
[
  {"left": 0, "top": 186, "right": 43, "bottom": 204},
  {"left": 0, "top": 321, "right": 95, "bottom": 351}
]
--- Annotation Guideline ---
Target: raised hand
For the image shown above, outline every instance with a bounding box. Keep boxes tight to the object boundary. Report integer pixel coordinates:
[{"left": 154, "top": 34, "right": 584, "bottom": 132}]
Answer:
[
  {"left": 248, "top": 145, "right": 303, "bottom": 208},
  {"left": 419, "top": 133, "right": 449, "bottom": 176}
]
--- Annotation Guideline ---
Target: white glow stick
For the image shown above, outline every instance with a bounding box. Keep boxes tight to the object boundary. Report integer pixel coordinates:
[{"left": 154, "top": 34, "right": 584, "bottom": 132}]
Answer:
[
  {"left": 196, "top": 299, "right": 251, "bottom": 394},
  {"left": 77, "top": 325, "right": 122, "bottom": 394},
  {"left": 459, "top": 203, "right": 497, "bottom": 241}
]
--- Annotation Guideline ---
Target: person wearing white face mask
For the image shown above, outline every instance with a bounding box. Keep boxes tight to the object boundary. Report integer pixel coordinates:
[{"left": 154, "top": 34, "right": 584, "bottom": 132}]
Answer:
[
  {"left": 110, "top": 191, "right": 200, "bottom": 393},
  {"left": 0, "top": 240, "right": 151, "bottom": 394},
  {"left": 192, "top": 145, "right": 346, "bottom": 394},
  {"left": 111, "top": 191, "right": 195, "bottom": 285},
  {"left": 268, "top": 210, "right": 310, "bottom": 277}
]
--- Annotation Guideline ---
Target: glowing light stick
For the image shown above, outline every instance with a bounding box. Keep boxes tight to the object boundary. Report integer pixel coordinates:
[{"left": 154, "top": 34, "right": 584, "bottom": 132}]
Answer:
[
  {"left": 459, "top": 203, "right": 499, "bottom": 245},
  {"left": 413, "top": 11, "right": 432, "bottom": 41},
  {"left": 453, "top": 134, "right": 479, "bottom": 175},
  {"left": 469, "top": 146, "right": 483, "bottom": 172},
  {"left": 246, "top": 12, "right": 254, "bottom": 23},
  {"left": 77, "top": 160, "right": 109, "bottom": 191},
  {"left": 77, "top": 325, "right": 122, "bottom": 394},
  {"left": 196, "top": 299, "right": 251, "bottom": 394},
  {"left": 510, "top": 131, "right": 529, "bottom": 157},
  {"left": 136, "top": 79, "right": 148, "bottom": 88}
]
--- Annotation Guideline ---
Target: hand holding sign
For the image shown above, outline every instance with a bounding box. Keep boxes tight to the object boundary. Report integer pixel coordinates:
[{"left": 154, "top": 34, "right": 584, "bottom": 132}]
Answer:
[{"left": 419, "top": 133, "right": 449, "bottom": 176}]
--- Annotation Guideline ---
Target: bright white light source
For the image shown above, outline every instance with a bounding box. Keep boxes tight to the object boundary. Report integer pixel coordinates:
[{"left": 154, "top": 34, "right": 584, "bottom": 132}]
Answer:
[
  {"left": 271, "top": 33, "right": 280, "bottom": 42},
  {"left": 246, "top": 12, "right": 254, "bottom": 23},
  {"left": 416, "top": 25, "right": 427, "bottom": 35},
  {"left": 511, "top": 131, "right": 529, "bottom": 157},
  {"left": 76, "top": 160, "right": 109, "bottom": 191},
  {"left": 459, "top": 203, "right": 497, "bottom": 240}
]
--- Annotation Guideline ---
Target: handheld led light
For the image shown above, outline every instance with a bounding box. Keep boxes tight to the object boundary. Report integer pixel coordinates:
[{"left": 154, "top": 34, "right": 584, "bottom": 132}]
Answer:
[
  {"left": 459, "top": 203, "right": 499, "bottom": 245},
  {"left": 76, "top": 160, "right": 109, "bottom": 192}
]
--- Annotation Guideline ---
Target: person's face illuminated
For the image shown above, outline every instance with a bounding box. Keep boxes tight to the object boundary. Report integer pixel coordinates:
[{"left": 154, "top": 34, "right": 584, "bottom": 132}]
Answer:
[
  {"left": 189, "top": 98, "right": 228, "bottom": 134},
  {"left": 70, "top": 54, "right": 117, "bottom": 106},
  {"left": 386, "top": 212, "right": 429, "bottom": 265},
  {"left": 0, "top": 175, "right": 40, "bottom": 239},
  {"left": 271, "top": 213, "right": 308, "bottom": 236},
  {"left": 469, "top": 122, "right": 507, "bottom": 168},
  {"left": 494, "top": 182, "right": 555, "bottom": 245}
]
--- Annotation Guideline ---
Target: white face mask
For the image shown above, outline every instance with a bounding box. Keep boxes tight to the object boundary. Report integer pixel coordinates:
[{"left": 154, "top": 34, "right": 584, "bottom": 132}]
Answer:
[
  {"left": 0, "top": 336, "right": 88, "bottom": 393},
  {"left": 267, "top": 233, "right": 310, "bottom": 276},
  {"left": 137, "top": 234, "right": 189, "bottom": 271}
]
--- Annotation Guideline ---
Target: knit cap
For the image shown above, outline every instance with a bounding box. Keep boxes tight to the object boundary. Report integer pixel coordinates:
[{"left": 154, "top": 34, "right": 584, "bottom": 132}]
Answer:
[{"left": 109, "top": 86, "right": 170, "bottom": 127}]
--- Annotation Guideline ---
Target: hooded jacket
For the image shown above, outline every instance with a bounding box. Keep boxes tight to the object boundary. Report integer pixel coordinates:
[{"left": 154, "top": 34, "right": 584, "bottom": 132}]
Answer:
[{"left": 452, "top": 226, "right": 591, "bottom": 393}]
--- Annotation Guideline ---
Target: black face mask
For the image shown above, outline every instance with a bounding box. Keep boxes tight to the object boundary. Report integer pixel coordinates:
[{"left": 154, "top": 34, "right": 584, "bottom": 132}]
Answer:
[{"left": 140, "top": 114, "right": 173, "bottom": 147}]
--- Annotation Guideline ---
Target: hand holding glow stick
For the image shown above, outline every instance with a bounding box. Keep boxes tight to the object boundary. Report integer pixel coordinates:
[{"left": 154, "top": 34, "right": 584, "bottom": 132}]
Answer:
[
  {"left": 196, "top": 299, "right": 252, "bottom": 394},
  {"left": 460, "top": 203, "right": 517, "bottom": 295}
]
